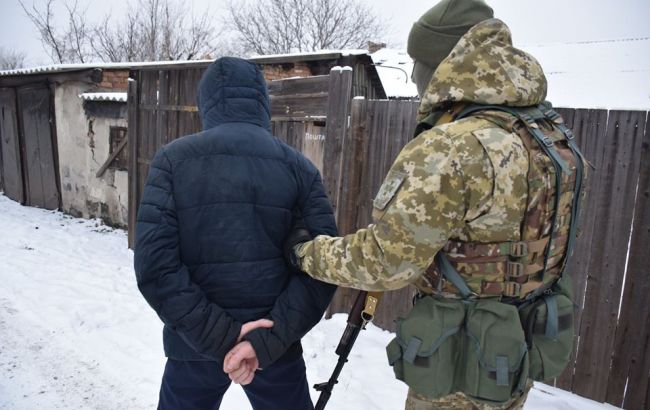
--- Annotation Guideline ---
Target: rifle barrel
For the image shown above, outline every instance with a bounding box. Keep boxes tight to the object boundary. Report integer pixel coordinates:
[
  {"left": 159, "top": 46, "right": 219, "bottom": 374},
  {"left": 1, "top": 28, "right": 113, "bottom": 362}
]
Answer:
[{"left": 313, "top": 290, "right": 369, "bottom": 410}]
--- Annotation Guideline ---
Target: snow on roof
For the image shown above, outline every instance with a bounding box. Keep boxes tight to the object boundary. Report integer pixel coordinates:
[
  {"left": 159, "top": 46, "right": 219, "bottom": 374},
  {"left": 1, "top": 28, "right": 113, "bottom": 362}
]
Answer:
[
  {"left": 370, "top": 48, "right": 418, "bottom": 99},
  {"left": 331, "top": 66, "right": 353, "bottom": 72},
  {"left": 0, "top": 59, "right": 215, "bottom": 77},
  {"left": 79, "top": 92, "right": 127, "bottom": 102},
  {"left": 521, "top": 37, "right": 650, "bottom": 110},
  {"left": 249, "top": 49, "right": 368, "bottom": 61},
  {"left": 372, "top": 37, "right": 650, "bottom": 108},
  {"left": 0, "top": 51, "right": 371, "bottom": 77}
]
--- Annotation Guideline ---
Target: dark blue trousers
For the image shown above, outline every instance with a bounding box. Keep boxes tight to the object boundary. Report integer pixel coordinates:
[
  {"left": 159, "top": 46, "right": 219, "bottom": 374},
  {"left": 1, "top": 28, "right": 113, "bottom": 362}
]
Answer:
[{"left": 158, "top": 356, "right": 314, "bottom": 410}]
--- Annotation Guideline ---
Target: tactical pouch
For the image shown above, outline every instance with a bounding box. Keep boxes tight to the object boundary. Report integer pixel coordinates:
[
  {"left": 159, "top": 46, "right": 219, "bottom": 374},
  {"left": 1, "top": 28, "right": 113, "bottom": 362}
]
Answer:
[
  {"left": 386, "top": 296, "right": 465, "bottom": 397},
  {"left": 519, "top": 292, "right": 574, "bottom": 381},
  {"left": 463, "top": 299, "right": 529, "bottom": 403},
  {"left": 386, "top": 297, "right": 528, "bottom": 402}
]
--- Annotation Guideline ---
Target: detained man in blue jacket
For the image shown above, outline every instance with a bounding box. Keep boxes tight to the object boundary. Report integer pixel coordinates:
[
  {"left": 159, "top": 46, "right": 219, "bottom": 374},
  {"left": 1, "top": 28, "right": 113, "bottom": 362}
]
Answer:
[{"left": 134, "top": 57, "right": 338, "bottom": 410}]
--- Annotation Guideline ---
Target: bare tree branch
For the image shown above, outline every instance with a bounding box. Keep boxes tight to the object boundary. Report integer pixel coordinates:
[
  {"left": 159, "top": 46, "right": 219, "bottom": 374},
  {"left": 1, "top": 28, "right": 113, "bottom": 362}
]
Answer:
[
  {"left": 19, "top": 0, "right": 67, "bottom": 63},
  {"left": 21, "top": 0, "right": 232, "bottom": 64},
  {"left": 63, "top": 0, "right": 89, "bottom": 63},
  {"left": 0, "top": 48, "right": 27, "bottom": 70},
  {"left": 226, "top": 0, "right": 389, "bottom": 56}
]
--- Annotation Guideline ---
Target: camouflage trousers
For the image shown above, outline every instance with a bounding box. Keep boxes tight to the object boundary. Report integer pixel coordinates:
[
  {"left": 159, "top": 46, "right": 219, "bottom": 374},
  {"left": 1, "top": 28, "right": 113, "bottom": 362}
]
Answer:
[{"left": 405, "top": 380, "right": 533, "bottom": 410}]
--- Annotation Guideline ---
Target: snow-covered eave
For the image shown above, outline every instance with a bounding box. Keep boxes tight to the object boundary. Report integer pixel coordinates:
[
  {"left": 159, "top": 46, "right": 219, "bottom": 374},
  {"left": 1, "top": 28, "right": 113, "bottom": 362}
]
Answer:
[
  {"left": 249, "top": 49, "right": 369, "bottom": 64},
  {"left": 0, "top": 59, "right": 215, "bottom": 77},
  {"left": 79, "top": 92, "right": 127, "bottom": 103},
  {"left": 0, "top": 50, "right": 372, "bottom": 77}
]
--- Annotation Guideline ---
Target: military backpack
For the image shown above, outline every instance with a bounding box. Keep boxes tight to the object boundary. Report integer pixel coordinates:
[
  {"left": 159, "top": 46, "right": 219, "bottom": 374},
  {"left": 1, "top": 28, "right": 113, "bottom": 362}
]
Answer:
[{"left": 386, "top": 102, "right": 588, "bottom": 403}]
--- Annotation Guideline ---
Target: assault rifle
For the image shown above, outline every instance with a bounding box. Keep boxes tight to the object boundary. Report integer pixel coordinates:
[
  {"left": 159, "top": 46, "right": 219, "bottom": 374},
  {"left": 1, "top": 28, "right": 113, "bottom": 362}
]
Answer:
[{"left": 314, "top": 291, "right": 381, "bottom": 410}]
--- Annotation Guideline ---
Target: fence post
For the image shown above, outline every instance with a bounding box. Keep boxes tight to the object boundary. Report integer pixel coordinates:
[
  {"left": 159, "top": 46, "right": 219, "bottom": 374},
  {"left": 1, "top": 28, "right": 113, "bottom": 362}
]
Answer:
[
  {"left": 322, "top": 67, "right": 353, "bottom": 223},
  {"left": 127, "top": 75, "right": 139, "bottom": 249},
  {"left": 321, "top": 67, "right": 354, "bottom": 319}
]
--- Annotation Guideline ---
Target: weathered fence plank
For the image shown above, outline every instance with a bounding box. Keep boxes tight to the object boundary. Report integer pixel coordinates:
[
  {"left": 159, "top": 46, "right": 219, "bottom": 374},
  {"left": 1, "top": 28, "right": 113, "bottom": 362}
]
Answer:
[
  {"left": 0, "top": 87, "right": 24, "bottom": 204},
  {"left": 127, "top": 76, "right": 139, "bottom": 248},
  {"left": 322, "top": 68, "right": 353, "bottom": 221},
  {"left": 267, "top": 75, "right": 329, "bottom": 96},
  {"left": 572, "top": 110, "right": 646, "bottom": 402},
  {"left": 555, "top": 108, "right": 610, "bottom": 390},
  {"left": 605, "top": 112, "right": 650, "bottom": 410}
]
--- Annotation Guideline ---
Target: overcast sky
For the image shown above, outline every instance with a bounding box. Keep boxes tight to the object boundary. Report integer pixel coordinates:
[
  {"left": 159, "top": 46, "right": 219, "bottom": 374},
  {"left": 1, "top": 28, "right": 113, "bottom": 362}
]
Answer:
[{"left": 1, "top": 0, "right": 649, "bottom": 66}]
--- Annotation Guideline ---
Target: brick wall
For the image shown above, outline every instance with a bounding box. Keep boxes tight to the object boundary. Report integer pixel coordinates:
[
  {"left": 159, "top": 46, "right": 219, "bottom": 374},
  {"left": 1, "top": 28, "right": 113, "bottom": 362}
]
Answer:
[
  {"left": 262, "top": 62, "right": 313, "bottom": 81},
  {"left": 97, "top": 63, "right": 315, "bottom": 92},
  {"left": 97, "top": 70, "right": 129, "bottom": 91}
]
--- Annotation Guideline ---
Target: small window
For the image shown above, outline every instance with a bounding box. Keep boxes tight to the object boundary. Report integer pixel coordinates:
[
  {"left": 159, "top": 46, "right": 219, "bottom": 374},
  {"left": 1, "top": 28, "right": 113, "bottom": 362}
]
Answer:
[{"left": 109, "top": 126, "right": 128, "bottom": 171}]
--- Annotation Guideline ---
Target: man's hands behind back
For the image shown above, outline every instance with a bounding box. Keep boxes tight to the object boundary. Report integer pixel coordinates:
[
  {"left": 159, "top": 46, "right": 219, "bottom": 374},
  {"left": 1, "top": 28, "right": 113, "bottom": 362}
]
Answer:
[{"left": 223, "top": 318, "right": 274, "bottom": 385}]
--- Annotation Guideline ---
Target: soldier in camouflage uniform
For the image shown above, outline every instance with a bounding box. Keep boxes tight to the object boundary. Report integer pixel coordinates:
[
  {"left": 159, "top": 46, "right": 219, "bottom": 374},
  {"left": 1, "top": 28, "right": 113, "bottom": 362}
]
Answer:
[{"left": 289, "top": 0, "right": 556, "bottom": 408}]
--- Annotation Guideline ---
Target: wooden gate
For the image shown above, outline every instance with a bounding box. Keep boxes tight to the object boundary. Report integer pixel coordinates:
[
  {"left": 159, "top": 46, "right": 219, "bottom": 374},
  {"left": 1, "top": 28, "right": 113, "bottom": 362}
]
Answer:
[
  {"left": 0, "top": 85, "right": 60, "bottom": 209},
  {"left": 17, "top": 86, "right": 60, "bottom": 209},
  {"left": 0, "top": 88, "right": 24, "bottom": 203}
]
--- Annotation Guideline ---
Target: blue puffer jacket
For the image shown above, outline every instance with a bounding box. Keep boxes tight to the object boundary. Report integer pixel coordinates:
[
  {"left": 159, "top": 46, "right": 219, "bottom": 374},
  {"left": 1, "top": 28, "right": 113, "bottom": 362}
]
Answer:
[{"left": 134, "top": 57, "right": 337, "bottom": 367}]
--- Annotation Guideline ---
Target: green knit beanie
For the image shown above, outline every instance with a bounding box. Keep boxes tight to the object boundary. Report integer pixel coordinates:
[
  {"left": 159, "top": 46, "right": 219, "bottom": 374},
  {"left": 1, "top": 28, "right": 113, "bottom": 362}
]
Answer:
[{"left": 407, "top": 0, "right": 494, "bottom": 70}]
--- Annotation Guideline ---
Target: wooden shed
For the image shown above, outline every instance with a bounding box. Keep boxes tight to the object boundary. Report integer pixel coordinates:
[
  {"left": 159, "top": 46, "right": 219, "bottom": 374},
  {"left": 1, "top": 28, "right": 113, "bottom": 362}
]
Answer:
[
  {"left": 0, "top": 51, "right": 386, "bottom": 224},
  {"left": 251, "top": 50, "right": 387, "bottom": 99},
  {"left": 0, "top": 68, "right": 103, "bottom": 209},
  {"left": 0, "top": 64, "right": 131, "bottom": 221}
]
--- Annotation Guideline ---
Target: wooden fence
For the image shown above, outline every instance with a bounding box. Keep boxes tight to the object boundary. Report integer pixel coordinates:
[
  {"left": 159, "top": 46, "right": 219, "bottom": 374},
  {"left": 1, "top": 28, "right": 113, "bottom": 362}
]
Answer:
[
  {"left": 326, "top": 103, "right": 649, "bottom": 409},
  {"left": 552, "top": 108, "right": 649, "bottom": 409},
  {"left": 126, "top": 65, "right": 349, "bottom": 247},
  {"left": 126, "top": 66, "right": 649, "bottom": 409}
]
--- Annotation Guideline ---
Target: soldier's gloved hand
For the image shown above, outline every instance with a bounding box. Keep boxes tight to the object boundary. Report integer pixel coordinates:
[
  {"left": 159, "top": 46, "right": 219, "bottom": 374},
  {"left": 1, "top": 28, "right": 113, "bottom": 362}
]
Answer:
[{"left": 283, "top": 208, "right": 312, "bottom": 271}]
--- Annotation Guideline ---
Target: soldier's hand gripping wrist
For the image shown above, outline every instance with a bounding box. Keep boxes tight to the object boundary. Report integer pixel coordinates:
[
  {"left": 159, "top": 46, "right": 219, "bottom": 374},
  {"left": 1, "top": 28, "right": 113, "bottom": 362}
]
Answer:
[{"left": 283, "top": 208, "right": 312, "bottom": 271}]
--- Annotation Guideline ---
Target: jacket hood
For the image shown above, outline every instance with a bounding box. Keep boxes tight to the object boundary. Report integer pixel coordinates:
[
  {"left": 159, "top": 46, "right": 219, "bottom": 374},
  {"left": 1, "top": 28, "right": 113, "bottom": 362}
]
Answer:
[
  {"left": 198, "top": 57, "right": 271, "bottom": 130},
  {"left": 418, "top": 19, "right": 547, "bottom": 121}
]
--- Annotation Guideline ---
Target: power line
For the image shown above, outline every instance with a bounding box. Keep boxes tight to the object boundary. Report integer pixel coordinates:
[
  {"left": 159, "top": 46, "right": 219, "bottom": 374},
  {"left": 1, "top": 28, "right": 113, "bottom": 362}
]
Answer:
[{"left": 522, "top": 36, "right": 650, "bottom": 48}]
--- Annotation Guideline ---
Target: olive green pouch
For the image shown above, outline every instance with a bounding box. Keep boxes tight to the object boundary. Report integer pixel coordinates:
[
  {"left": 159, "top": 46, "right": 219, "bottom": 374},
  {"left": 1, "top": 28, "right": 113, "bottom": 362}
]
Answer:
[
  {"left": 386, "top": 296, "right": 465, "bottom": 398},
  {"left": 463, "top": 299, "right": 529, "bottom": 403},
  {"left": 386, "top": 297, "right": 529, "bottom": 403},
  {"left": 520, "top": 292, "right": 574, "bottom": 381}
]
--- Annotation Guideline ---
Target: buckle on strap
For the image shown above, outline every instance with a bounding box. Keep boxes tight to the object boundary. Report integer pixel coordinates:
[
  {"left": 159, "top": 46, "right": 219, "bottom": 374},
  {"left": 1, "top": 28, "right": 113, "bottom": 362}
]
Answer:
[
  {"left": 544, "top": 109, "right": 561, "bottom": 121},
  {"left": 509, "top": 241, "right": 528, "bottom": 257},
  {"left": 520, "top": 113, "right": 536, "bottom": 127},
  {"left": 503, "top": 282, "right": 522, "bottom": 297},
  {"left": 507, "top": 262, "right": 525, "bottom": 278},
  {"left": 563, "top": 127, "right": 575, "bottom": 140}
]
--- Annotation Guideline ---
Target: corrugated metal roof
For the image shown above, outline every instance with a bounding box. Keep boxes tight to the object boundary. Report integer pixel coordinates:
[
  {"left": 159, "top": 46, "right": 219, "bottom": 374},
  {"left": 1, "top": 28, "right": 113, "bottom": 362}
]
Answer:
[
  {"left": 0, "top": 50, "right": 371, "bottom": 77},
  {"left": 0, "top": 60, "right": 214, "bottom": 77},
  {"left": 79, "top": 92, "right": 127, "bottom": 102}
]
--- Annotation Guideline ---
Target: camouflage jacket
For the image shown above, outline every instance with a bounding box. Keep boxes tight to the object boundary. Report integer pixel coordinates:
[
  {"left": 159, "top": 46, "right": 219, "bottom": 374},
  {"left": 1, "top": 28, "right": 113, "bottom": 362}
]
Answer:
[{"left": 296, "top": 19, "right": 548, "bottom": 292}]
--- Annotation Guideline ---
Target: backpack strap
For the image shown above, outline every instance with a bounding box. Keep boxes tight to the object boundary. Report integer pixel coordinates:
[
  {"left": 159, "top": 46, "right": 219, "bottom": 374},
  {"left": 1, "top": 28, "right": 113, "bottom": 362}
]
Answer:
[
  {"left": 542, "top": 108, "right": 587, "bottom": 271},
  {"left": 435, "top": 253, "right": 476, "bottom": 299}
]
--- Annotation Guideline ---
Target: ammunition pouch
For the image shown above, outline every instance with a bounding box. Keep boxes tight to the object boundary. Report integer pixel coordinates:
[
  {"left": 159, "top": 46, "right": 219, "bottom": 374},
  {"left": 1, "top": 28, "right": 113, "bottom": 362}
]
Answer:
[
  {"left": 387, "top": 290, "right": 573, "bottom": 403},
  {"left": 519, "top": 290, "right": 574, "bottom": 381},
  {"left": 387, "top": 296, "right": 528, "bottom": 403}
]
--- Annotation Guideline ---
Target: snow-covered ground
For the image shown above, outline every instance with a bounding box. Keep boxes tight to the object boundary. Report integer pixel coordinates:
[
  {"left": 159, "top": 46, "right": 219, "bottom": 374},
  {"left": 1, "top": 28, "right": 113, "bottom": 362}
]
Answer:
[{"left": 0, "top": 194, "right": 620, "bottom": 409}]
